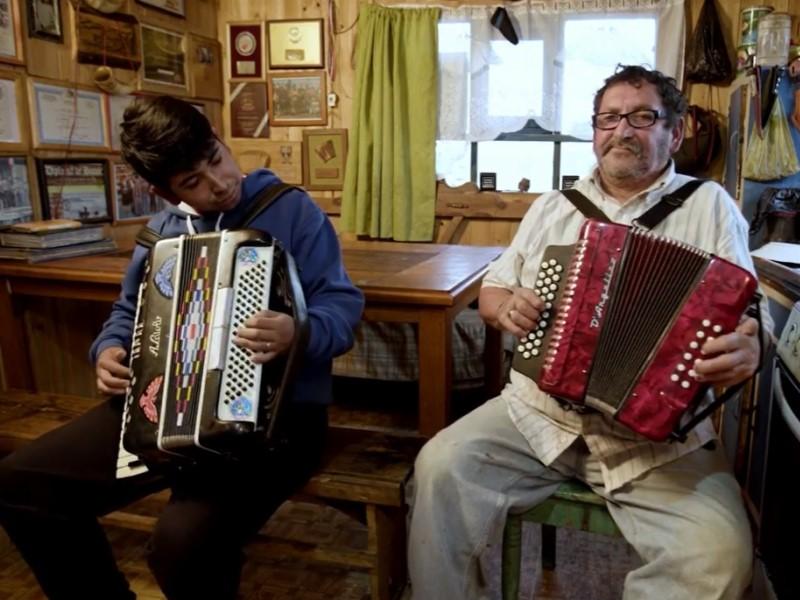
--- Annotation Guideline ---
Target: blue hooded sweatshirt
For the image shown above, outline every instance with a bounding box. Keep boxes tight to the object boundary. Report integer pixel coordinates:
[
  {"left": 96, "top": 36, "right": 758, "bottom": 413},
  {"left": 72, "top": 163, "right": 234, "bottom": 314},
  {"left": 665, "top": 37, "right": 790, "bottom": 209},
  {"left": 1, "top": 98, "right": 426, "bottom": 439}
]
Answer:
[{"left": 90, "top": 169, "right": 364, "bottom": 405}]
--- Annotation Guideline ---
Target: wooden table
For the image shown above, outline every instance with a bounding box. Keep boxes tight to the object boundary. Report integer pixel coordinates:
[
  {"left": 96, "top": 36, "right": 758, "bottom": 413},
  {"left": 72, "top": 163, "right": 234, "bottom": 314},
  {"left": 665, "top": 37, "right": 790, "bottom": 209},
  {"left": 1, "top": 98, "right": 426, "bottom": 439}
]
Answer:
[{"left": 0, "top": 240, "right": 505, "bottom": 436}]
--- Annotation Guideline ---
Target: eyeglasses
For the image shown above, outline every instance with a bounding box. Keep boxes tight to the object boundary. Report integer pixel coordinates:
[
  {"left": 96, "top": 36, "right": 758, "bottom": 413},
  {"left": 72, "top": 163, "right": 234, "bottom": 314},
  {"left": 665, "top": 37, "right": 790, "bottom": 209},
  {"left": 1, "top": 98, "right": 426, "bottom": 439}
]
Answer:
[{"left": 591, "top": 109, "right": 665, "bottom": 130}]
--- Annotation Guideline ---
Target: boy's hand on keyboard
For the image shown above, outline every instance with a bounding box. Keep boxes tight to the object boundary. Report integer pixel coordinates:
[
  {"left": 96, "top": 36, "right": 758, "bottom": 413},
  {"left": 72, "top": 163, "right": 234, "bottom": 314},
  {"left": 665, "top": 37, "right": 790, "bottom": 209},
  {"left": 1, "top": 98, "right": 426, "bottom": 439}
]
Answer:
[
  {"left": 233, "top": 310, "right": 296, "bottom": 364},
  {"left": 96, "top": 346, "right": 131, "bottom": 395}
]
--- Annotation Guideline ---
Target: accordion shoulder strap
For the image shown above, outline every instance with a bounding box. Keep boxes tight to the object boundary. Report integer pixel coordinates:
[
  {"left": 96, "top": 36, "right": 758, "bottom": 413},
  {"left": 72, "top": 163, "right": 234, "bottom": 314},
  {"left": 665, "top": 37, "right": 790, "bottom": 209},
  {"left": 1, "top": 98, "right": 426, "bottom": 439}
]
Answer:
[
  {"left": 561, "top": 178, "right": 708, "bottom": 230},
  {"left": 134, "top": 182, "right": 300, "bottom": 249},
  {"left": 634, "top": 179, "right": 708, "bottom": 230},
  {"left": 561, "top": 189, "right": 611, "bottom": 222}
]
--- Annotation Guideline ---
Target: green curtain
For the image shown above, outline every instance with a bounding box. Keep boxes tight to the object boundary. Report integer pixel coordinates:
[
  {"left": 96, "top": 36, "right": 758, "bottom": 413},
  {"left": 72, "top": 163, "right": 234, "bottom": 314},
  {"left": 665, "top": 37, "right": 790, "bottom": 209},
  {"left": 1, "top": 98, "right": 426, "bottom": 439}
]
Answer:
[{"left": 341, "top": 5, "right": 440, "bottom": 241}]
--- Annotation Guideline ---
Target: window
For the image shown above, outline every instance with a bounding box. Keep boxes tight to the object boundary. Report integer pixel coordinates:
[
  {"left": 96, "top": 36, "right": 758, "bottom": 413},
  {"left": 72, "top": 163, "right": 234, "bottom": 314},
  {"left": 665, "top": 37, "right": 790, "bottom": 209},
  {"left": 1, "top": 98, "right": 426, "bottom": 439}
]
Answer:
[{"left": 436, "top": 14, "right": 657, "bottom": 192}]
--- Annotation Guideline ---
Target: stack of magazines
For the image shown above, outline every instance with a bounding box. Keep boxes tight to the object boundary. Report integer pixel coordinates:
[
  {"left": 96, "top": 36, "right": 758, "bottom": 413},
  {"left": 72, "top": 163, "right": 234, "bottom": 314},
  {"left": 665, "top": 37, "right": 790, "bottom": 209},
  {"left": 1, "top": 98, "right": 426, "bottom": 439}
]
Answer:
[{"left": 0, "top": 219, "right": 117, "bottom": 263}]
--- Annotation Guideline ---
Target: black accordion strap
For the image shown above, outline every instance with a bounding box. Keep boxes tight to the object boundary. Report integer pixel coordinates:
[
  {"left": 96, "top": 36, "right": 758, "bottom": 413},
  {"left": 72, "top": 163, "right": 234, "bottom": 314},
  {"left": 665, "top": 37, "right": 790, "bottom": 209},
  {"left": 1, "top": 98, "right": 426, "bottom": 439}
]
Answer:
[
  {"left": 634, "top": 179, "right": 707, "bottom": 230},
  {"left": 134, "top": 182, "right": 301, "bottom": 249},
  {"left": 238, "top": 182, "right": 300, "bottom": 229},
  {"left": 670, "top": 294, "right": 765, "bottom": 443},
  {"left": 561, "top": 189, "right": 611, "bottom": 222},
  {"left": 561, "top": 179, "right": 708, "bottom": 230}
]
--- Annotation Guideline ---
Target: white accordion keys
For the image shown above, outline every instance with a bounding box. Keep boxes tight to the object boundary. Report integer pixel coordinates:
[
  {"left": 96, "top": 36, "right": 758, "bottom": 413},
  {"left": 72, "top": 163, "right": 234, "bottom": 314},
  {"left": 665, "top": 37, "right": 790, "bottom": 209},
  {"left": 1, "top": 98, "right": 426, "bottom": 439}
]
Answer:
[{"left": 216, "top": 244, "right": 275, "bottom": 423}]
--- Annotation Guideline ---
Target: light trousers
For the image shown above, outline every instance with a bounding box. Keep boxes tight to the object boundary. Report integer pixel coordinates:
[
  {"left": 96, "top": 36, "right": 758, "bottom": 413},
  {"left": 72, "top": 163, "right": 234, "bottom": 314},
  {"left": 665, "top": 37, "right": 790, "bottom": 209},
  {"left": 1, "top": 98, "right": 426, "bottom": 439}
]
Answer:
[{"left": 407, "top": 396, "right": 752, "bottom": 600}]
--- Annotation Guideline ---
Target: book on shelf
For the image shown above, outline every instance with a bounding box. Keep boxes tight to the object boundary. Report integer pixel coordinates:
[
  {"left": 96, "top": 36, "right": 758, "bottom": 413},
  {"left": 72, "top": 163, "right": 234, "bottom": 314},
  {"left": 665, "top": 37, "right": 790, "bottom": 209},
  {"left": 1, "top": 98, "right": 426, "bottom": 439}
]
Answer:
[
  {"left": 0, "top": 238, "right": 118, "bottom": 263},
  {"left": 0, "top": 223, "right": 105, "bottom": 248}
]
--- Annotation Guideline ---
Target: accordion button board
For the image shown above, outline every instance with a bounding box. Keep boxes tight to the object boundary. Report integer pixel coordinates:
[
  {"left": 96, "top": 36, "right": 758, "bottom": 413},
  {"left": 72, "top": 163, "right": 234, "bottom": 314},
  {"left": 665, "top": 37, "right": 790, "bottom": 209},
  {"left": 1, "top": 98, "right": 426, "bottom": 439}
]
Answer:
[{"left": 511, "top": 219, "right": 758, "bottom": 441}]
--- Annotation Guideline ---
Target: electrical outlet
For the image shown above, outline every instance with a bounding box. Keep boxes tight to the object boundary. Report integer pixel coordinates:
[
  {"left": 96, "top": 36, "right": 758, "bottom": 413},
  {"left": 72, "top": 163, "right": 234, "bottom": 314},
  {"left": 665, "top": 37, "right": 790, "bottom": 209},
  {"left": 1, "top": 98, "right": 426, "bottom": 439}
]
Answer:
[{"left": 327, "top": 92, "right": 338, "bottom": 108}]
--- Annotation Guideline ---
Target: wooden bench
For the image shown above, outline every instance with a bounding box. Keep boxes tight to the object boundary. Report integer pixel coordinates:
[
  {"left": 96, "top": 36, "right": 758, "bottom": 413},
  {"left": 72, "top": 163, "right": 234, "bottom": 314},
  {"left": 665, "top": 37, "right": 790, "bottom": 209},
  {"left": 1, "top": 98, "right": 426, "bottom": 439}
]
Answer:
[{"left": 0, "top": 391, "right": 421, "bottom": 600}]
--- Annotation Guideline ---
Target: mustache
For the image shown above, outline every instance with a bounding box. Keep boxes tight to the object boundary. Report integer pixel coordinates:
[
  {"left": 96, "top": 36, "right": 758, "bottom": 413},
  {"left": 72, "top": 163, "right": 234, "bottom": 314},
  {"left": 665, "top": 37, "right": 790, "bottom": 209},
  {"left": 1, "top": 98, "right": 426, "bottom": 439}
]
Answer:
[{"left": 602, "top": 138, "right": 643, "bottom": 157}]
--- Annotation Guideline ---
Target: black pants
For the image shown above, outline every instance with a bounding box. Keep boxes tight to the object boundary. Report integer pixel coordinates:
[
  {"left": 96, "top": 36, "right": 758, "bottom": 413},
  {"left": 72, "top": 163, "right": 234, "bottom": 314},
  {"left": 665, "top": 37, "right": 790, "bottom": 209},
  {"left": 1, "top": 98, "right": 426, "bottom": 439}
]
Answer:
[{"left": 0, "top": 395, "right": 328, "bottom": 600}]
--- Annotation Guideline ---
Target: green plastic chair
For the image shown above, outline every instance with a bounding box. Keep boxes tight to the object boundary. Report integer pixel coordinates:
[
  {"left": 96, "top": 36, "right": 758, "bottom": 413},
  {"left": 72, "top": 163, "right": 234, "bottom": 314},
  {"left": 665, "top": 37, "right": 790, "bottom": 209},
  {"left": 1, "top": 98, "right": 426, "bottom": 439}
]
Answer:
[{"left": 501, "top": 479, "right": 623, "bottom": 599}]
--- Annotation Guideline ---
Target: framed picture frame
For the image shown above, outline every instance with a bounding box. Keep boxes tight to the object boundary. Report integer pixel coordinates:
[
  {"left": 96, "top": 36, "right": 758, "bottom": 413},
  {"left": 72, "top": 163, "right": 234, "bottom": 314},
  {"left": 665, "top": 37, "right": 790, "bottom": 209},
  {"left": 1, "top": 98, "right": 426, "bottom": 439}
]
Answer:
[
  {"left": 140, "top": 23, "right": 186, "bottom": 89},
  {"left": 107, "top": 93, "right": 137, "bottom": 152},
  {"left": 229, "top": 82, "right": 268, "bottom": 139},
  {"left": 26, "top": 0, "right": 63, "bottom": 43},
  {"left": 267, "top": 19, "right": 324, "bottom": 70},
  {"left": 233, "top": 140, "right": 303, "bottom": 183},
  {"left": 0, "top": 155, "right": 34, "bottom": 225},
  {"left": 135, "top": 0, "right": 185, "bottom": 18},
  {"left": 227, "top": 21, "right": 264, "bottom": 79},
  {"left": 0, "top": 71, "right": 25, "bottom": 149},
  {"left": 36, "top": 158, "right": 112, "bottom": 223},
  {"left": 0, "top": 0, "right": 25, "bottom": 65},
  {"left": 30, "top": 81, "right": 108, "bottom": 149},
  {"left": 76, "top": 9, "right": 140, "bottom": 70},
  {"left": 189, "top": 35, "right": 222, "bottom": 101},
  {"left": 302, "top": 128, "right": 348, "bottom": 190},
  {"left": 111, "top": 160, "right": 166, "bottom": 222},
  {"left": 268, "top": 71, "right": 327, "bottom": 127}
]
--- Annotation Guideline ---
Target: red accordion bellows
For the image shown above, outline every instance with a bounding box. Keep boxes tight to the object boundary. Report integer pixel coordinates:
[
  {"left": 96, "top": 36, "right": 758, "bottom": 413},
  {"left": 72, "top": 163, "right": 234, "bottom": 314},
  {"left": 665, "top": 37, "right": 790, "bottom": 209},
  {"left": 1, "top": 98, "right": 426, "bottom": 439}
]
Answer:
[{"left": 512, "top": 220, "right": 758, "bottom": 441}]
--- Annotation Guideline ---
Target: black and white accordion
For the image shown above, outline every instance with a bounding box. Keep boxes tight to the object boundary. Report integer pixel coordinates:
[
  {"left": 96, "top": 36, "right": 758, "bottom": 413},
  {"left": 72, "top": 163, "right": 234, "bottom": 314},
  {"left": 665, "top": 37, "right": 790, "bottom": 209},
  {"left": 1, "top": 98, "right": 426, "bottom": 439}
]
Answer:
[
  {"left": 511, "top": 219, "right": 758, "bottom": 442},
  {"left": 116, "top": 229, "right": 307, "bottom": 477}
]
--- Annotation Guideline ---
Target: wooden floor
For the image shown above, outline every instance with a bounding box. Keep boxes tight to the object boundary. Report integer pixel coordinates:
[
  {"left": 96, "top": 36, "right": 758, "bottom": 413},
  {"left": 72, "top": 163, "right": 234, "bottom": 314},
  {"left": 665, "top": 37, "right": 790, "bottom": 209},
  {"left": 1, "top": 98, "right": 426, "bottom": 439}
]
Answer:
[{"left": 0, "top": 496, "right": 642, "bottom": 600}]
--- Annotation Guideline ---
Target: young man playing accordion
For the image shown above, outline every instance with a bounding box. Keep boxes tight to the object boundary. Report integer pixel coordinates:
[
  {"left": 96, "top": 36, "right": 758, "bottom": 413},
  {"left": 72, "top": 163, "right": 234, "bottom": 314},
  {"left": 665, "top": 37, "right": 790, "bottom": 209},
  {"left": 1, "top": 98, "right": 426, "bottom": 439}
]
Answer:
[
  {"left": 0, "top": 96, "right": 364, "bottom": 599},
  {"left": 408, "top": 66, "right": 773, "bottom": 600}
]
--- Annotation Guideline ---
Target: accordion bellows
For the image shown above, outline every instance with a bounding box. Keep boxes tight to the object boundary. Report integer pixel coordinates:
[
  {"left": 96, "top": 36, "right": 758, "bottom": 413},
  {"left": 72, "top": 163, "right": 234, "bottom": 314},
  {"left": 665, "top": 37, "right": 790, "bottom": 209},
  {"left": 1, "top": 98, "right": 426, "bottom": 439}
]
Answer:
[
  {"left": 121, "top": 229, "right": 307, "bottom": 465},
  {"left": 512, "top": 220, "right": 757, "bottom": 441}
]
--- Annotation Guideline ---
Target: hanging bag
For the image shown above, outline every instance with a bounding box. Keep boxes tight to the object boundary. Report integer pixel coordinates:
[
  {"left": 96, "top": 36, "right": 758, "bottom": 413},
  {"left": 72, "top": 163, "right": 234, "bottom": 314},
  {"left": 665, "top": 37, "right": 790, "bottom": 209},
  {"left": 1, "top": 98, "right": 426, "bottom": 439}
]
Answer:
[{"left": 685, "top": 0, "right": 732, "bottom": 84}]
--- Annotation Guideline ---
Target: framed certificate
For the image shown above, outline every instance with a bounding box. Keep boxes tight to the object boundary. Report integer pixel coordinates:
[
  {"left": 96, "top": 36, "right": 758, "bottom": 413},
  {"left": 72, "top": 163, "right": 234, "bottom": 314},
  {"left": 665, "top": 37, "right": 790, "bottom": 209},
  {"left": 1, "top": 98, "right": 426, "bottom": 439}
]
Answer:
[
  {"left": 303, "top": 128, "right": 348, "bottom": 190},
  {"left": 0, "top": 74, "right": 22, "bottom": 146},
  {"left": 0, "top": 0, "right": 24, "bottom": 65},
  {"left": 0, "top": 155, "right": 34, "bottom": 225},
  {"left": 189, "top": 35, "right": 222, "bottom": 101},
  {"left": 229, "top": 82, "right": 268, "bottom": 139},
  {"left": 107, "top": 93, "right": 137, "bottom": 152},
  {"left": 31, "top": 81, "right": 108, "bottom": 149},
  {"left": 228, "top": 22, "right": 263, "bottom": 79},
  {"left": 267, "top": 19, "right": 324, "bottom": 69},
  {"left": 135, "top": 0, "right": 185, "bottom": 18},
  {"left": 36, "top": 158, "right": 112, "bottom": 223},
  {"left": 268, "top": 71, "right": 327, "bottom": 126},
  {"left": 140, "top": 24, "right": 186, "bottom": 89},
  {"left": 111, "top": 160, "right": 166, "bottom": 222}
]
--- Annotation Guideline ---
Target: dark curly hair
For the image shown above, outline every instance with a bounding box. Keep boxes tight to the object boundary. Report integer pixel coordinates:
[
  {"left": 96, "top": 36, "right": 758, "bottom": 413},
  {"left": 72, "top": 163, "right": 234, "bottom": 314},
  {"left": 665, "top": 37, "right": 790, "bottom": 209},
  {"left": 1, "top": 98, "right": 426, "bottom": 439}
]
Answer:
[
  {"left": 593, "top": 65, "right": 688, "bottom": 128},
  {"left": 120, "top": 96, "right": 217, "bottom": 191}
]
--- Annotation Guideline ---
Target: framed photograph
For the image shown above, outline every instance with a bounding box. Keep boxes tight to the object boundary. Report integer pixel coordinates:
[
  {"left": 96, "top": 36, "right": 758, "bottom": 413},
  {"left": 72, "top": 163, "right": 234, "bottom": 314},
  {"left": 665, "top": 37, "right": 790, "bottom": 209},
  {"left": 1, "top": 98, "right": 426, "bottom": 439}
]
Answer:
[
  {"left": 229, "top": 82, "right": 268, "bottom": 139},
  {"left": 234, "top": 140, "right": 302, "bottom": 184},
  {"left": 267, "top": 19, "right": 324, "bottom": 69},
  {"left": 302, "top": 128, "right": 347, "bottom": 190},
  {"left": 227, "top": 22, "right": 263, "bottom": 79},
  {"left": 0, "top": 0, "right": 24, "bottom": 65},
  {"left": 189, "top": 35, "right": 222, "bottom": 101},
  {"left": 76, "top": 9, "right": 140, "bottom": 70},
  {"left": 268, "top": 71, "right": 327, "bottom": 127},
  {"left": 31, "top": 81, "right": 108, "bottom": 148},
  {"left": 135, "top": 0, "right": 185, "bottom": 17},
  {"left": 0, "top": 155, "right": 34, "bottom": 225},
  {"left": 36, "top": 158, "right": 112, "bottom": 223},
  {"left": 111, "top": 161, "right": 166, "bottom": 222},
  {"left": 140, "top": 24, "right": 186, "bottom": 88},
  {"left": 26, "top": 0, "right": 63, "bottom": 42},
  {"left": 0, "top": 74, "right": 21, "bottom": 145}
]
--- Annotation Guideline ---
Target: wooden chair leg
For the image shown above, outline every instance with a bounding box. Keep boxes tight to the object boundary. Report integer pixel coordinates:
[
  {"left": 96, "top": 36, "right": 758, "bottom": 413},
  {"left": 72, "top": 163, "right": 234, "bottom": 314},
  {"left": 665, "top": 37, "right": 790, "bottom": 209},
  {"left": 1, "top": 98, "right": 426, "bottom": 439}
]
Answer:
[
  {"left": 541, "top": 523, "right": 556, "bottom": 571},
  {"left": 367, "top": 504, "right": 406, "bottom": 600},
  {"left": 501, "top": 514, "right": 523, "bottom": 600}
]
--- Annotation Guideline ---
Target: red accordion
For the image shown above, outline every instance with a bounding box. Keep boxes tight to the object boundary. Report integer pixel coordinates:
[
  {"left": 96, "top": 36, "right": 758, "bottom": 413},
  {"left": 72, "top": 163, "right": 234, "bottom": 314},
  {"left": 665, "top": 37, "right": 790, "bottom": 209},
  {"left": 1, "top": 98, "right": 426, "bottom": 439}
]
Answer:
[{"left": 511, "top": 220, "right": 758, "bottom": 442}]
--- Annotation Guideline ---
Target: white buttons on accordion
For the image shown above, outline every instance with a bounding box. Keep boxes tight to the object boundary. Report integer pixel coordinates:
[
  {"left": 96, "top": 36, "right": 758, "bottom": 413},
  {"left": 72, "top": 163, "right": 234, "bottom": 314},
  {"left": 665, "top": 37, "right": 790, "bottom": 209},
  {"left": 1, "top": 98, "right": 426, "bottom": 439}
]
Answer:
[
  {"left": 517, "top": 256, "right": 567, "bottom": 362},
  {"left": 669, "top": 320, "right": 725, "bottom": 390}
]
